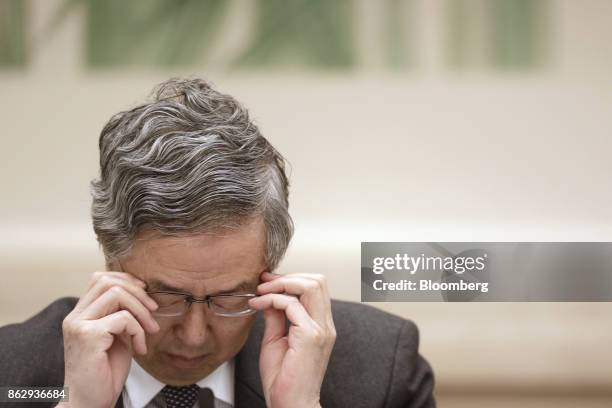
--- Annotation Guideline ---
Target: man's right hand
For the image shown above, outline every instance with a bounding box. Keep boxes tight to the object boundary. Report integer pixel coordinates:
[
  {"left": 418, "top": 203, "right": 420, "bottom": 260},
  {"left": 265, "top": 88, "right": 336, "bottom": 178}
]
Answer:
[{"left": 60, "top": 271, "right": 160, "bottom": 408}]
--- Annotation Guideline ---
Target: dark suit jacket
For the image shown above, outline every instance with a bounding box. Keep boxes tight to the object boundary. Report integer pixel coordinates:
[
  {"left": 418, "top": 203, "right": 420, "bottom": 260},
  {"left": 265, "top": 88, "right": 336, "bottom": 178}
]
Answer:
[{"left": 0, "top": 298, "right": 435, "bottom": 408}]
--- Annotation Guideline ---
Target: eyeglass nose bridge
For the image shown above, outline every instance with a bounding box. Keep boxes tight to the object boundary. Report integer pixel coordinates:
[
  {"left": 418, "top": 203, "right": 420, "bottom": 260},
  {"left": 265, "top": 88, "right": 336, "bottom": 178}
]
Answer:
[{"left": 183, "top": 295, "right": 214, "bottom": 311}]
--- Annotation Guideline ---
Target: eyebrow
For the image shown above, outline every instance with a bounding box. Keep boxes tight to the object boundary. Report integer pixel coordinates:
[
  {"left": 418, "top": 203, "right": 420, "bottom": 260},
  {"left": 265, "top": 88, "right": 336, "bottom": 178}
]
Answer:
[{"left": 146, "top": 279, "right": 255, "bottom": 296}]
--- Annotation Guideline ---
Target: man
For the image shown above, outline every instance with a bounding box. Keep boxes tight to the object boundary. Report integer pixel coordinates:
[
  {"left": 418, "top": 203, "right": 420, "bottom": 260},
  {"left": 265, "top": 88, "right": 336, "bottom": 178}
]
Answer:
[{"left": 0, "top": 78, "right": 435, "bottom": 407}]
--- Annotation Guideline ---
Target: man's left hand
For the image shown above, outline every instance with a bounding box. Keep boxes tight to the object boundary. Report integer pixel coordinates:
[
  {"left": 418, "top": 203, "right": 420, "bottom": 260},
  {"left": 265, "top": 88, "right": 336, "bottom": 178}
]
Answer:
[{"left": 248, "top": 272, "right": 336, "bottom": 408}]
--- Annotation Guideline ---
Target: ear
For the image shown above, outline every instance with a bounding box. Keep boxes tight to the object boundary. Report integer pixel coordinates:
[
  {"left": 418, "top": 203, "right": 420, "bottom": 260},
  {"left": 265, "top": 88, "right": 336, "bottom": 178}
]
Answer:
[{"left": 107, "top": 259, "right": 123, "bottom": 272}]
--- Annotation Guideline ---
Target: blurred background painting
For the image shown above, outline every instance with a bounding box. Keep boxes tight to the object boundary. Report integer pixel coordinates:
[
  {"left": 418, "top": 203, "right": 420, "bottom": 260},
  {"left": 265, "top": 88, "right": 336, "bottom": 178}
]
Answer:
[{"left": 1, "top": 1, "right": 611, "bottom": 407}]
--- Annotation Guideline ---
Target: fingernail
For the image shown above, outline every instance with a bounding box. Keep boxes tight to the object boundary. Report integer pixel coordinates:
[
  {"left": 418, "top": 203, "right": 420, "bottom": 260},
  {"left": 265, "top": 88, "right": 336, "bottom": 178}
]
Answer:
[
  {"left": 147, "top": 298, "right": 158, "bottom": 310},
  {"left": 151, "top": 320, "right": 160, "bottom": 332},
  {"left": 248, "top": 297, "right": 259, "bottom": 306}
]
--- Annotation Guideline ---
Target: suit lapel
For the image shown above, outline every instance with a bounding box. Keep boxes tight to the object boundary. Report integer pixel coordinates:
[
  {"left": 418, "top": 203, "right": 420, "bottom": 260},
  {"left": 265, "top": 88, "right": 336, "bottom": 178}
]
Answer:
[{"left": 234, "top": 313, "right": 266, "bottom": 408}]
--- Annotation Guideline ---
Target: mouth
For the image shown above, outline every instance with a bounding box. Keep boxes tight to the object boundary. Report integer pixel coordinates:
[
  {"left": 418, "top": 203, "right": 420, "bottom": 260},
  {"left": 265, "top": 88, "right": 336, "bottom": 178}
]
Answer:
[{"left": 164, "top": 352, "right": 211, "bottom": 369}]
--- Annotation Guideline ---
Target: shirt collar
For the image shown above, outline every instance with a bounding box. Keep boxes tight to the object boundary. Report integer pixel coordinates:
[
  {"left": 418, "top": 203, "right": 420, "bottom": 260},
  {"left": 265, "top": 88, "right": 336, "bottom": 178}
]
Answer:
[
  {"left": 196, "top": 359, "right": 234, "bottom": 405},
  {"left": 124, "top": 358, "right": 235, "bottom": 408}
]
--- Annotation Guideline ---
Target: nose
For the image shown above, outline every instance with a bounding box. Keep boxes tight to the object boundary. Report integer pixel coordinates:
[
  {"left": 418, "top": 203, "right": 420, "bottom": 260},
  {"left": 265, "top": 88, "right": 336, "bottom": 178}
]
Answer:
[{"left": 174, "top": 301, "right": 211, "bottom": 348}]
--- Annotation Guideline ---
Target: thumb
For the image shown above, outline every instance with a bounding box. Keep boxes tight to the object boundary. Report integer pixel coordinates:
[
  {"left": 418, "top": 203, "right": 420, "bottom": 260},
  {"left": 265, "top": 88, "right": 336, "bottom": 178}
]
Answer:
[
  {"left": 262, "top": 308, "right": 286, "bottom": 344},
  {"left": 259, "top": 308, "right": 288, "bottom": 394}
]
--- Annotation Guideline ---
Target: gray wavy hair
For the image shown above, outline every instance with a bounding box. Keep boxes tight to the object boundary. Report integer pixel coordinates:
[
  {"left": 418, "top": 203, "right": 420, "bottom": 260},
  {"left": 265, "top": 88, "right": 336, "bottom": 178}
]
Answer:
[{"left": 90, "top": 78, "right": 293, "bottom": 271}]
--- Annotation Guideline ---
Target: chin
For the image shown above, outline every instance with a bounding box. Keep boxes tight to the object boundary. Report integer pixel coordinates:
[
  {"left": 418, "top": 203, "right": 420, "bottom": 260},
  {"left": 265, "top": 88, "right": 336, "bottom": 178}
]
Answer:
[
  {"left": 137, "top": 353, "right": 220, "bottom": 385},
  {"left": 156, "top": 364, "right": 217, "bottom": 386},
  {"left": 164, "top": 372, "right": 212, "bottom": 386}
]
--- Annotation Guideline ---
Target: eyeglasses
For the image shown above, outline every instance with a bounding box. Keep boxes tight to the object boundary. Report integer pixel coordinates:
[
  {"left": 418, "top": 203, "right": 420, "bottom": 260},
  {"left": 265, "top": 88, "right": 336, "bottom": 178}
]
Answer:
[{"left": 147, "top": 291, "right": 257, "bottom": 318}]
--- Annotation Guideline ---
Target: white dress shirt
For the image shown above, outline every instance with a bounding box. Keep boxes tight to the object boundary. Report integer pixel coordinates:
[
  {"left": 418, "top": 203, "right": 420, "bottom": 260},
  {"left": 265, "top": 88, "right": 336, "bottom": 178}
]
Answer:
[{"left": 122, "top": 358, "right": 235, "bottom": 408}]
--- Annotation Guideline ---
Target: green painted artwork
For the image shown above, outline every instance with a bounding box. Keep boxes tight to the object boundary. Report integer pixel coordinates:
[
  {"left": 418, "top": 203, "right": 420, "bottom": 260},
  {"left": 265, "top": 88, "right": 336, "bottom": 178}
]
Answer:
[
  {"left": 0, "top": 0, "right": 26, "bottom": 66},
  {"left": 0, "top": 0, "right": 549, "bottom": 70}
]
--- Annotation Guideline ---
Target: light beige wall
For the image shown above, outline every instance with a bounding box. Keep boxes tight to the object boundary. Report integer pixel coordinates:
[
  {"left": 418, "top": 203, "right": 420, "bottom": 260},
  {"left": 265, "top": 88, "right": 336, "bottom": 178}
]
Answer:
[{"left": 1, "top": 0, "right": 612, "bottom": 405}]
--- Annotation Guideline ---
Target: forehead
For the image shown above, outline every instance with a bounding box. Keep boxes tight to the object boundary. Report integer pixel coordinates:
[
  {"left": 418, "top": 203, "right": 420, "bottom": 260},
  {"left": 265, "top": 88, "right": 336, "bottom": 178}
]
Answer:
[{"left": 124, "top": 218, "right": 266, "bottom": 294}]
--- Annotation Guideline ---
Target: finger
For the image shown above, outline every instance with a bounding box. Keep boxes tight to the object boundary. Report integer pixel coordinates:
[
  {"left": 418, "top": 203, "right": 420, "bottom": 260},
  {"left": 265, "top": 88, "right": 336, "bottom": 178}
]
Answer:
[
  {"left": 272, "top": 273, "right": 329, "bottom": 289},
  {"left": 261, "top": 273, "right": 330, "bottom": 299},
  {"left": 279, "top": 273, "right": 332, "bottom": 320},
  {"left": 86, "top": 271, "right": 147, "bottom": 292},
  {"left": 257, "top": 276, "right": 331, "bottom": 325},
  {"left": 95, "top": 310, "right": 148, "bottom": 355},
  {"left": 249, "top": 293, "right": 316, "bottom": 330},
  {"left": 77, "top": 274, "right": 157, "bottom": 313},
  {"left": 260, "top": 271, "right": 282, "bottom": 283},
  {"left": 81, "top": 286, "right": 160, "bottom": 333}
]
